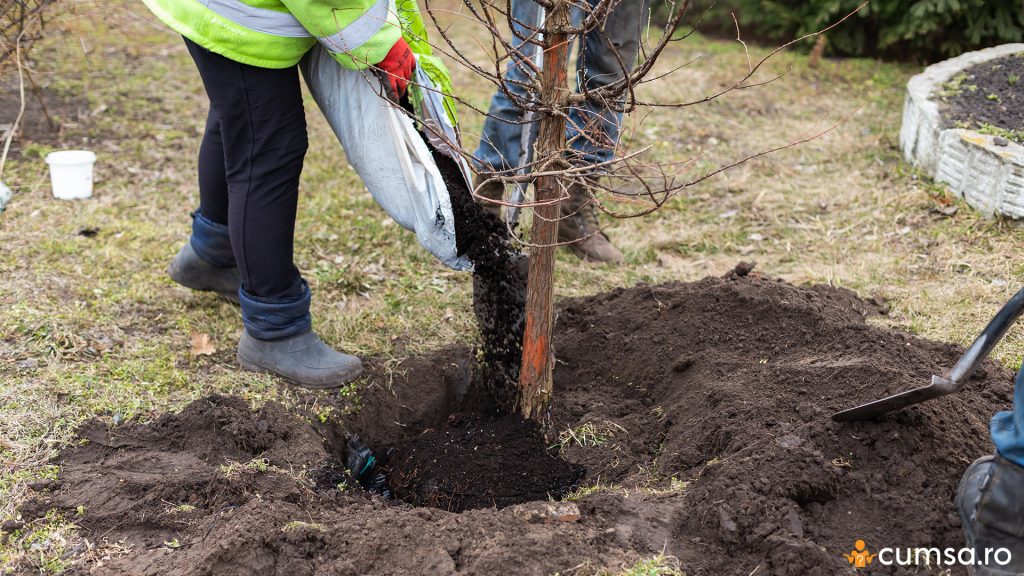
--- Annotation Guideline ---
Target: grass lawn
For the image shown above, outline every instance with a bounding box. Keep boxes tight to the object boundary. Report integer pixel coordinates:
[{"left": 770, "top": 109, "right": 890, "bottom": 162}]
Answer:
[{"left": 3, "top": 1, "right": 1024, "bottom": 572}]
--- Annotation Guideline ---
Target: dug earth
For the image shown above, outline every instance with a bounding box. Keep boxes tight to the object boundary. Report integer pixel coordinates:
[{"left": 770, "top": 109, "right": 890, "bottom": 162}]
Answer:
[{"left": 17, "top": 272, "right": 1010, "bottom": 575}]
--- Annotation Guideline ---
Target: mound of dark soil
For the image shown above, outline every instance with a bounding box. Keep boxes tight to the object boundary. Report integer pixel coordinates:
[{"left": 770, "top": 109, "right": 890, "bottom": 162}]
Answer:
[
  {"left": 19, "top": 394, "right": 611, "bottom": 576},
  {"left": 16, "top": 274, "right": 1013, "bottom": 575},
  {"left": 944, "top": 53, "right": 1023, "bottom": 143},
  {"left": 547, "top": 274, "right": 1010, "bottom": 575}
]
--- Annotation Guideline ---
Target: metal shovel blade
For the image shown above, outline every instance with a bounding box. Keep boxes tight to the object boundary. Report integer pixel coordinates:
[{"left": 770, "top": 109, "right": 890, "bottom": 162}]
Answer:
[
  {"left": 831, "top": 375, "right": 958, "bottom": 422},
  {"left": 831, "top": 285, "right": 1024, "bottom": 422}
]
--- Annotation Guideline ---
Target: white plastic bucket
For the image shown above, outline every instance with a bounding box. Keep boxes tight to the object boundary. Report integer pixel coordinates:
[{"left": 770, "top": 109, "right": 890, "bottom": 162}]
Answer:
[
  {"left": 45, "top": 150, "right": 96, "bottom": 200},
  {"left": 0, "top": 180, "right": 11, "bottom": 212}
]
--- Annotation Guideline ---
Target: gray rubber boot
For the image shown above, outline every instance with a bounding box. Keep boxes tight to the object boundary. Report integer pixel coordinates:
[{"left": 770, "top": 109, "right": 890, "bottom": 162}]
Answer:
[
  {"left": 167, "top": 242, "right": 241, "bottom": 303},
  {"left": 237, "top": 329, "right": 363, "bottom": 389},
  {"left": 957, "top": 455, "right": 1024, "bottom": 575}
]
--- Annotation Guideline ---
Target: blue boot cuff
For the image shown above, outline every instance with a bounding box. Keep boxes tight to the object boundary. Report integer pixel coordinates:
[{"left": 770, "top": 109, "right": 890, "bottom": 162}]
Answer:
[
  {"left": 239, "top": 280, "right": 312, "bottom": 340},
  {"left": 190, "top": 211, "right": 236, "bottom": 268}
]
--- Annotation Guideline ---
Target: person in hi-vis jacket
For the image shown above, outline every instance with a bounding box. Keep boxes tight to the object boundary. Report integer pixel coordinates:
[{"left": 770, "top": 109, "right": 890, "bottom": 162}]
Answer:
[{"left": 143, "top": 0, "right": 414, "bottom": 388}]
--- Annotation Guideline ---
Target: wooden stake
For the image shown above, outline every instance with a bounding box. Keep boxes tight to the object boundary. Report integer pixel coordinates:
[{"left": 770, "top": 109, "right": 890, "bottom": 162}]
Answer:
[{"left": 519, "top": 0, "right": 570, "bottom": 420}]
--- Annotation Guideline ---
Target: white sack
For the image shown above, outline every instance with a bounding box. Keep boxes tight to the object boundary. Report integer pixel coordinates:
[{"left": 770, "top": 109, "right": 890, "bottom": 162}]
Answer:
[{"left": 300, "top": 45, "right": 472, "bottom": 272}]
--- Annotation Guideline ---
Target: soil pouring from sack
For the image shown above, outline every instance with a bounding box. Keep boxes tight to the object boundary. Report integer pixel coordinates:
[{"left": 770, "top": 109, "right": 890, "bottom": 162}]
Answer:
[
  {"left": 432, "top": 149, "right": 526, "bottom": 412},
  {"left": 18, "top": 272, "right": 1013, "bottom": 575}
]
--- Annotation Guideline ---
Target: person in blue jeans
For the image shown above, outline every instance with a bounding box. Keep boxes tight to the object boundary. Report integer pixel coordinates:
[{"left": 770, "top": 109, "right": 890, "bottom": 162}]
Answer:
[
  {"left": 957, "top": 367, "right": 1024, "bottom": 574},
  {"left": 473, "top": 0, "right": 649, "bottom": 263}
]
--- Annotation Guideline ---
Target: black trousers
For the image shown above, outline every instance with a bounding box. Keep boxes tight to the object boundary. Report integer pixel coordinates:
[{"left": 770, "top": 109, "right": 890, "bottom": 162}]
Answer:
[{"left": 185, "top": 38, "right": 307, "bottom": 299}]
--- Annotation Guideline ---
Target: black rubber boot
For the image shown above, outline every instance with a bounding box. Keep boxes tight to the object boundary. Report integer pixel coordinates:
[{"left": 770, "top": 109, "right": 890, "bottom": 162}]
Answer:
[
  {"left": 237, "top": 329, "right": 363, "bottom": 389},
  {"left": 167, "top": 242, "right": 241, "bottom": 303},
  {"left": 957, "top": 455, "right": 1024, "bottom": 575}
]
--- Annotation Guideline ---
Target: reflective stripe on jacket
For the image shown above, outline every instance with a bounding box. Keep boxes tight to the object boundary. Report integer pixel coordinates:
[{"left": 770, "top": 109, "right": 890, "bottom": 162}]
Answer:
[{"left": 141, "top": 0, "right": 401, "bottom": 70}]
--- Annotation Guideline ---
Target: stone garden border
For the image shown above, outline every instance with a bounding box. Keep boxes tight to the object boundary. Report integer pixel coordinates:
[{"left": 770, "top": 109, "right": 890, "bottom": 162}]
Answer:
[{"left": 899, "top": 44, "right": 1024, "bottom": 218}]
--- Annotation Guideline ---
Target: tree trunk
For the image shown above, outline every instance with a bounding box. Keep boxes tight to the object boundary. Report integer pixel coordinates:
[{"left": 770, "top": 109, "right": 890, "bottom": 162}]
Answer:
[{"left": 519, "top": 0, "right": 570, "bottom": 420}]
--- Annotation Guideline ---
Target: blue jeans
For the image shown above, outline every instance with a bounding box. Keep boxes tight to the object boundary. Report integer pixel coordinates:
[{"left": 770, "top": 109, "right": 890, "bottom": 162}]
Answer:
[
  {"left": 473, "top": 0, "right": 647, "bottom": 173},
  {"left": 992, "top": 367, "right": 1024, "bottom": 467}
]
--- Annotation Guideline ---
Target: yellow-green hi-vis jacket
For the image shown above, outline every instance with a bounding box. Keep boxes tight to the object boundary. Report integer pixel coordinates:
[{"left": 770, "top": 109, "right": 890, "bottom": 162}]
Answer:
[
  {"left": 142, "top": 0, "right": 458, "bottom": 123},
  {"left": 144, "top": 0, "right": 409, "bottom": 70}
]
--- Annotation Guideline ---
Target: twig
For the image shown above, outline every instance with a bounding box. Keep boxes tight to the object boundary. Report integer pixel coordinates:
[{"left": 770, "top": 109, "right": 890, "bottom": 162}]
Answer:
[
  {"left": 0, "top": 31, "right": 27, "bottom": 181},
  {"left": 23, "top": 64, "right": 56, "bottom": 131},
  {"left": 0, "top": 0, "right": 56, "bottom": 67},
  {"left": 732, "top": 12, "right": 752, "bottom": 74}
]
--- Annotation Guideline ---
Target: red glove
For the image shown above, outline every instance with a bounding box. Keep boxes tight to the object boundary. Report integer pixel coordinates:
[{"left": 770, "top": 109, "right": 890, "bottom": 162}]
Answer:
[{"left": 375, "top": 38, "right": 414, "bottom": 100}]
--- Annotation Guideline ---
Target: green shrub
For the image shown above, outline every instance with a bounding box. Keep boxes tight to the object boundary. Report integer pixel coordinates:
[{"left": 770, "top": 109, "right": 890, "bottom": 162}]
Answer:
[{"left": 658, "top": 0, "right": 1024, "bottom": 62}]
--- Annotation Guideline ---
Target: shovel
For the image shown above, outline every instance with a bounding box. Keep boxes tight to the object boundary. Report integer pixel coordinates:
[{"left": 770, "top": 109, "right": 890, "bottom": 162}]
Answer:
[{"left": 832, "top": 285, "right": 1024, "bottom": 422}]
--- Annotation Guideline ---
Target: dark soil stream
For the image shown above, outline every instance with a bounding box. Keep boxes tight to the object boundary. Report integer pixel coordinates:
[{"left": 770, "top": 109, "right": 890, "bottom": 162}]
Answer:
[
  {"left": 434, "top": 150, "right": 526, "bottom": 414},
  {"left": 16, "top": 272, "right": 1013, "bottom": 575}
]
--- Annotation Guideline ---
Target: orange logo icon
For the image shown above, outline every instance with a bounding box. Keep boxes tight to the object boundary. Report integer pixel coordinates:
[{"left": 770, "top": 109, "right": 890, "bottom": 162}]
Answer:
[{"left": 843, "top": 540, "right": 877, "bottom": 568}]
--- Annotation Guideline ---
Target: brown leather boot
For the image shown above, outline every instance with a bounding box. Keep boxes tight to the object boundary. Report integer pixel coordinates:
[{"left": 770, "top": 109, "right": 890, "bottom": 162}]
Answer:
[
  {"left": 557, "top": 180, "right": 624, "bottom": 263},
  {"left": 472, "top": 173, "right": 505, "bottom": 219}
]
